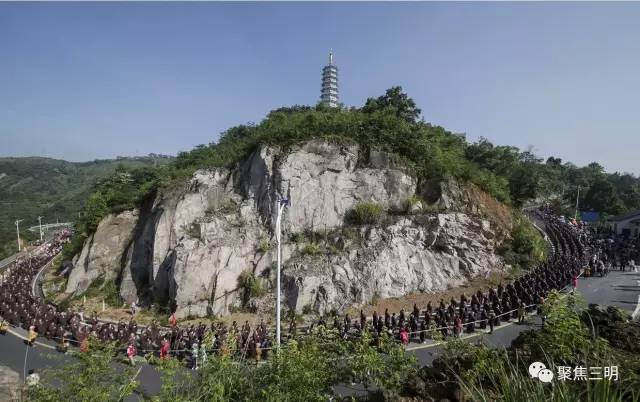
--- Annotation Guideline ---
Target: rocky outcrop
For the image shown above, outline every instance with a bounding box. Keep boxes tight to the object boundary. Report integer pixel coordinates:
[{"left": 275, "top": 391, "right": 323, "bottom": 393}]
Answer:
[
  {"left": 281, "top": 213, "right": 500, "bottom": 313},
  {"left": 65, "top": 140, "right": 508, "bottom": 318},
  {"left": 66, "top": 210, "right": 138, "bottom": 295},
  {"left": 236, "top": 140, "right": 417, "bottom": 232}
]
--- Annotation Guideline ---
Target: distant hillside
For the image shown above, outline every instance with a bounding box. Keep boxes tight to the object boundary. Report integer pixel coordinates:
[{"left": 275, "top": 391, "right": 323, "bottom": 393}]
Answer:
[{"left": 0, "top": 155, "right": 172, "bottom": 259}]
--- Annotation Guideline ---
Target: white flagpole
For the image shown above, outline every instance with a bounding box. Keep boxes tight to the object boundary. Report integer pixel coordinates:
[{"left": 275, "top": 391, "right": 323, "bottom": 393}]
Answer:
[{"left": 275, "top": 199, "right": 288, "bottom": 348}]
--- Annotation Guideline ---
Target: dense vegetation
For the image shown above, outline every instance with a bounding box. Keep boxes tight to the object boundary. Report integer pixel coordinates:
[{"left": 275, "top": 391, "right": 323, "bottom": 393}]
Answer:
[
  {"left": 71, "top": 87, "right": 640, "bottom": 241},
  {"left": 500, "top": 214, "right": 549, "bottom": 269},
  {"left": 28, "top": 329, "right": 416, "bottom": 401},
  {"left": 404, "top": 292, "right": 640, "bottom": 401},
  {"left": 466, "top": 142, "right": 640, "bottom": 218},
  {"left": 0, "top": 156, "right": 171, "bottom": 260}
]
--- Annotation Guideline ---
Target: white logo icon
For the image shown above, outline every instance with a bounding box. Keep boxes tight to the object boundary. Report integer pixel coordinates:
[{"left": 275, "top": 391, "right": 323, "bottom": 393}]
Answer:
[
  {"left": 538, "top": 368, "right": 554, "bottom": 383},
  {"left": 529, "top": 361, "right": 554, "bottom": 382},
  {"left": 529, "top": 362, "right": 546, "bottom": 378}
]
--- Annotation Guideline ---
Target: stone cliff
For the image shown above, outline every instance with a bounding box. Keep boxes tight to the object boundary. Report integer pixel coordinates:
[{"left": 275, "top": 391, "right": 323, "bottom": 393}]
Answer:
[{"left": 66, "top": 140, "right": 511, "bottom": 318}]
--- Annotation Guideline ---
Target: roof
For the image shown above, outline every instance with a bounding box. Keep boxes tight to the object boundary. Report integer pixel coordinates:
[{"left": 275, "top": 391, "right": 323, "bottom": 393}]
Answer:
[{"left": 609, "top": 209, "right": 640, "bottom": 222}]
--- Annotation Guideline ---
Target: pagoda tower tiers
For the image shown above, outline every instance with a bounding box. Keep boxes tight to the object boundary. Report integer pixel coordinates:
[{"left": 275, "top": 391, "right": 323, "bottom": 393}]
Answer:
[{"left": 320, "top": 52, "right": 339, "bottom": 107}]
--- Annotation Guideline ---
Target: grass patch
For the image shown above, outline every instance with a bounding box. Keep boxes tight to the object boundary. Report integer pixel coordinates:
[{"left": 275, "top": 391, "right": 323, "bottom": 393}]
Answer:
[
  {"left": 256, "top": 238, "right": 271, "bottom": 253},
  {"left": 82, "top": 277, "right": 123, "bottom": 308},
  {"left": 300, "top": 243, "right": 322, "bottom": 256},
  {"left": 347, "top": 201, "right": 383, "bottom": 225}
]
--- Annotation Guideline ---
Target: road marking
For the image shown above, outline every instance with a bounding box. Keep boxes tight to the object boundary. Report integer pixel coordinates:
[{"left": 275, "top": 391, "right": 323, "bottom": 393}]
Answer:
[
  {"left": 406, "top": 319, "right": 520, "bottom": 351},
  {"left": 6, "top": 328, "right": 57, "bottom": 350}
]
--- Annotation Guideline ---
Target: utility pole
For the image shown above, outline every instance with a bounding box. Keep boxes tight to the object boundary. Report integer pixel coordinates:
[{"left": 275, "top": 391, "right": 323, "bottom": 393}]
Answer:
[
  {"left": 15, "top": 219, "right": 23, "bottom": 252},
  {"left": 275, "top": 198, "right": 289, "bottom": 348},
  {"left": 38, "top": 216, "right": 43, "bottom": 242},
  {"left": 574, "top": 185, "right": 581, "bottom": 220}
]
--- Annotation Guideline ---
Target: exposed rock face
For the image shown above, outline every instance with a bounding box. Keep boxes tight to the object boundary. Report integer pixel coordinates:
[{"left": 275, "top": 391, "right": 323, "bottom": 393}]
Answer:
[
  {"left": 66, "top": 140, "right": 507, "bottom": 318},
  {"left": 66, "top": 210, "right": 138, "bottom": 295},
  {"left": 282, "top": 213, "right": 500, "bottom": 313},
  {"left": 236, "top": 141, "right": 416, "bottom": 232}
]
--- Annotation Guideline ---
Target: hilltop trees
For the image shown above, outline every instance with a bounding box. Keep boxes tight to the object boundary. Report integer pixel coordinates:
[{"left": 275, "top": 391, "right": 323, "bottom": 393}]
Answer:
[
  {"left": 362, "top": 86, "right": 422, "bottom": 123},
  {"left": 69, "top": 86, "right": 640, "bottom": 244}
]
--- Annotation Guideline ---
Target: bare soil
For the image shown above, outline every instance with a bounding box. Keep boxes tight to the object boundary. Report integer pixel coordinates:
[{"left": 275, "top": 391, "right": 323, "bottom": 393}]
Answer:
[{"left": 347, "top": 271, "right": 516, "bottom": 317}]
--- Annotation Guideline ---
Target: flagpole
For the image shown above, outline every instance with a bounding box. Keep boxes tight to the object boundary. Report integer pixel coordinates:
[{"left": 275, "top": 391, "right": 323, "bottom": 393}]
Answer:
[{"left": 275, "top": 199, "right": 288, "bottom": 348}]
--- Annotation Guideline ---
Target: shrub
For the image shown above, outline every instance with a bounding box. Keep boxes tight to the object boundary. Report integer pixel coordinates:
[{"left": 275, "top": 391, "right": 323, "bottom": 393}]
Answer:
[
  {"left": 348, "top": 201, "right": 383, "bottom": 225},
  {"left": 300, "top": 243, "right": 321, "bottom": 256},
  {"left": 237, "top": 270, "right": 264, "bottom": 306},
  {"left": 256, "top": 238, "right": 271, "bottom": 253},
  {"left": 289, "top": 232, "right": 303, "bottom": 243},
  {"left": 500, "top": 214, "right": 547, "bottom": 270},
  {"left": 404, "top": 195, "right": 423, "bottom": 214}
]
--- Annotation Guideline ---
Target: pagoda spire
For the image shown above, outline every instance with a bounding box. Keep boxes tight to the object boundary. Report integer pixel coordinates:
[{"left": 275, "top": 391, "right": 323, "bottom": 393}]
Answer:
[{"left": 320, "top": 51, "right": 339, "bottom": 107}]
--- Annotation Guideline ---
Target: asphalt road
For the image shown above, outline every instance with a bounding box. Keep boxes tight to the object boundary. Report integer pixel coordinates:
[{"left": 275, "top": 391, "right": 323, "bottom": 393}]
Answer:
[{"left": 1, "top": 270, "right": 638, "bottom": 397}]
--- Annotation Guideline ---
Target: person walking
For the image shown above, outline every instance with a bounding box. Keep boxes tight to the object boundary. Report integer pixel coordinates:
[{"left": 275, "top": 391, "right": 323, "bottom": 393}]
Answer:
[
  {"left": 254, "top": 340, "right": 262, "bottom": 365},
  {"left": 160, "top": 338, "right": 170, "bottom": 360},
  {"left": 191, "top": 343, "right": 199, "bottom": 370},
  {"left": 80, "top": 336, "right": 89, "bottom": 353},
  {"left": 27, "top": 325, "right": 38, "bottom": 346},
  {"left": 538, "top": 296, "right": 546, "bottom": 328},
  {"left": 488, "top": 311, "right": 495, "bottom": 334},
  {"left": 127, "top": 342, "right": 137, "bottom": 366},
  {"left": 199, "top": 342, "right": 207, "bottom": 367},
  {"left": 518, "top": 302, "right": 525, "bottom": 324},
  {"left": 399, "top": 326, "right": 409, "bottom": 345}
]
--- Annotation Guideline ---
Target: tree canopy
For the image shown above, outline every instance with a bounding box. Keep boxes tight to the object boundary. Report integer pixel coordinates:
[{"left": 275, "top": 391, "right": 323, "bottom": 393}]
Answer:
[{"left": 362, "top": 86, "right": 422, "bottom": 123}]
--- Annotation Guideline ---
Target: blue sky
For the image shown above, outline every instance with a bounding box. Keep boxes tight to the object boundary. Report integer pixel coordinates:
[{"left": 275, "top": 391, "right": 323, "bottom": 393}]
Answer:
[{"left": 1, "top": 2, "right": 639, "bottom": 174}]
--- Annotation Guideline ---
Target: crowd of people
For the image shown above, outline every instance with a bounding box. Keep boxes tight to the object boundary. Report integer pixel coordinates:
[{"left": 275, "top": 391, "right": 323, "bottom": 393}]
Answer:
[
  {"left": 586, "top": 226, "right": 639, "bottom": 275},
  {"left": 320, "top": 212, "right": 589, "bottom": 345},
  {"left": 0, "top": 230, "right": 274, "bottom": 367},
  {"left": 0, "top": 209, "right": 599, "bottom": 368}
]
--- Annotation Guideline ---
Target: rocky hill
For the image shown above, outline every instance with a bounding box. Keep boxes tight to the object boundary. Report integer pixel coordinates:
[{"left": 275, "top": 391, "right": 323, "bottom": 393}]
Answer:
[{"left": 64, "top": 140, "right": 513, "bottom": 318}]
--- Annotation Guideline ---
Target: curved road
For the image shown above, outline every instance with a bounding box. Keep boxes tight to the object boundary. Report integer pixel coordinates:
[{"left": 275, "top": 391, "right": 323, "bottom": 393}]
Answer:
[{"left": 1, "top": 270, "right": 637, "bottom": 398}]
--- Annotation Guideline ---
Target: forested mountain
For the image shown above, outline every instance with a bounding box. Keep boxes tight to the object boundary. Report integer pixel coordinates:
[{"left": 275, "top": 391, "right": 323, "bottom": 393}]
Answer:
[{"left": 0, "top": 155, "right": 172, "bottom": 259}]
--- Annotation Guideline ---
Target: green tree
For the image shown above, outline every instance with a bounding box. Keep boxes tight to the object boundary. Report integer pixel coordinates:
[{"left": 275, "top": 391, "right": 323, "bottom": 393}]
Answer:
[
  {"left": 28, "top": 341, "right": 138, "bottom": 402},
  {"left": 362, "top": 86, "right": 422, "bottom": 122},
  {"left": 582, "top": 178, "right": 625, "bottom": 215},
  {"left": 83, "top": 192, "right": 109, "bottom": 233},
  {"left": 255, "top": 339, "right": 336, "bottom": 402}
]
